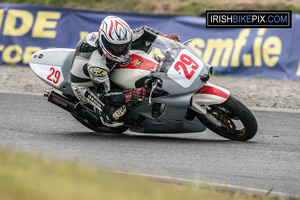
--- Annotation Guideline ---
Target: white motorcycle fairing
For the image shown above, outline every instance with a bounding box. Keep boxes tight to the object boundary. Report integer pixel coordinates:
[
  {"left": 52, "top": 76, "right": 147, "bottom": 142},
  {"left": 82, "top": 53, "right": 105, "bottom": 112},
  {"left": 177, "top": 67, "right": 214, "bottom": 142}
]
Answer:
[
  {"left": 110, "top": 50, "right": 158, "bottom": 89},
  {"left": 28, "top": 47, "right": 210, "bottom": 133},
  {"left": 191, "top": 82, "right": 230, "bottom": 115},
  {"left": 29, "top": 48, "right": 75, "bottom": 96},
  {"left": 28, "top": 37, "right": 257, "bottom": 140}
]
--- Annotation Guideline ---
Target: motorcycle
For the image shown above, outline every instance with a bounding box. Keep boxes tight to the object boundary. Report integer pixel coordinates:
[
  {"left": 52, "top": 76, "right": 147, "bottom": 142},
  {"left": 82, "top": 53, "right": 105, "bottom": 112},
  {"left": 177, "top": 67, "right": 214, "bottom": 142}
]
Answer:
[{"left": 29, "top": 36, "right": 258, "bottom": 141}]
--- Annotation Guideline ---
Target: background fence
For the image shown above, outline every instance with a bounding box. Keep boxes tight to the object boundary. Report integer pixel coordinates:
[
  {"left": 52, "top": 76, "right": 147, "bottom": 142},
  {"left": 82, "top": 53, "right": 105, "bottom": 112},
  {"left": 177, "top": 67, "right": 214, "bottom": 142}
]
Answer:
[{"left": 0, "top": 3, "right": 300, "bottom": 79}]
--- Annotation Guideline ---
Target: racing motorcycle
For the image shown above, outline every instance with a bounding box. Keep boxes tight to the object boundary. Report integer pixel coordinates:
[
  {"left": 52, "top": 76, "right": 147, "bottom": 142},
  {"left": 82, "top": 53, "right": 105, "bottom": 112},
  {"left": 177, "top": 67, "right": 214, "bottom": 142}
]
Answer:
[{"left": 29, "top": 36, "right": 258, "bottom": 141}]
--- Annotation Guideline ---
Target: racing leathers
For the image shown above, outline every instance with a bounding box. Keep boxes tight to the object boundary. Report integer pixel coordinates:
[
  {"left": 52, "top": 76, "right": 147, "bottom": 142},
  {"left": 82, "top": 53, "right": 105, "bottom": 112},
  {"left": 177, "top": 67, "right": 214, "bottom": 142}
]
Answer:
[{"left": 70, "top": 26, "right": 177, "bottom": 126}]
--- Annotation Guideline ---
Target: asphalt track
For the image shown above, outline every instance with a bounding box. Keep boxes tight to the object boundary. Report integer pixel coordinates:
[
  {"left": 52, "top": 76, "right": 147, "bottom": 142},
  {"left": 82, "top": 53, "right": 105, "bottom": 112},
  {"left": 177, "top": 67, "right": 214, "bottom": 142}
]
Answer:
[{"left": 0, "top": 93, "right": 299, "bottom": 197}]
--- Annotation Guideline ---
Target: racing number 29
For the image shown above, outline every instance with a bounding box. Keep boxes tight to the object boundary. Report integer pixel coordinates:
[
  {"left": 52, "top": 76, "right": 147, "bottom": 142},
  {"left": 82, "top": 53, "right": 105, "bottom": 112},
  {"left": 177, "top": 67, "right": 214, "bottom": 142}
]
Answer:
[
  {"left": 174, "top": 54, "right": 199, "bottom": 80},
  {"left": 47, "top": 67, "right": 61, "bottom": 84}
]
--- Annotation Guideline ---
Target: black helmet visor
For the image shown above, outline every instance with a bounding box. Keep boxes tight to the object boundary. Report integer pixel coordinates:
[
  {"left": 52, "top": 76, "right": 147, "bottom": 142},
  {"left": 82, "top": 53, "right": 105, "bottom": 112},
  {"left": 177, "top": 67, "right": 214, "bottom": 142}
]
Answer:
[{"left": 101, "top": 35, "right": 131, "bottom": 57}]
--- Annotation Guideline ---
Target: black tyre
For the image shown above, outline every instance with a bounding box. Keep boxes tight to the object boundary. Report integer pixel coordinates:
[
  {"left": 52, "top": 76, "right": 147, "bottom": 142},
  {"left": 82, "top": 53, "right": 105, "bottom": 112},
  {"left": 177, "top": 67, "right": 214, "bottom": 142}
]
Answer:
[{"left": 196, "top": 95, "right": 257, "bottom": 141}]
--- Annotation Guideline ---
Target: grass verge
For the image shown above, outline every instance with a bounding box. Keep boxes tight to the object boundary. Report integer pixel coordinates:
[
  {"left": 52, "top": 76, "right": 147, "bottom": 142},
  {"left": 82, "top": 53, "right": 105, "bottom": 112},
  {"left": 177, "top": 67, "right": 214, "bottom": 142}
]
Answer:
[
  {"left": 1, "top": 0, "right": 300, "bottom": 16},
  {"left": 0, "top": 147, "right": 284, "bottom": 200}
]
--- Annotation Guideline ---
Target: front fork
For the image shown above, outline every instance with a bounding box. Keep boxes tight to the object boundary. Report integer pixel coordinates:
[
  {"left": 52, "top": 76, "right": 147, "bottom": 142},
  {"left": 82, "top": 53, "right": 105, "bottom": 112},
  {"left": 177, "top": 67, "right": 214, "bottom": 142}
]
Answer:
[{"left": 190, "top": 82, "right": 230, "bottom": 115}]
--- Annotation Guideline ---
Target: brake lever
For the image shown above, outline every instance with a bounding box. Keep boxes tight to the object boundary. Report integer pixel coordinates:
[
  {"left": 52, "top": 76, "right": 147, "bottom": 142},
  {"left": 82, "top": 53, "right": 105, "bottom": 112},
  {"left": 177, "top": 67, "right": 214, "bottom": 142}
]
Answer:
[{"left": 148, "top": 80, "right": 158, "bottom": 105}]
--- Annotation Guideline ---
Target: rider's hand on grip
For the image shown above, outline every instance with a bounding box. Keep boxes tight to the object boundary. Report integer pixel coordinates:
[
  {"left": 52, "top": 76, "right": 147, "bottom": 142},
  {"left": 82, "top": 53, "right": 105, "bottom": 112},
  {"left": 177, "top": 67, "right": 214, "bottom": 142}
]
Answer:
[
  {"left": 124, "top": 88, "right": 148, "bottom": 101},
  {"left": 160, "top": 33, "right": 180, "bottom": 42},
  {"left": 168, "top": 33, "right": 180, "bottom": 42}
]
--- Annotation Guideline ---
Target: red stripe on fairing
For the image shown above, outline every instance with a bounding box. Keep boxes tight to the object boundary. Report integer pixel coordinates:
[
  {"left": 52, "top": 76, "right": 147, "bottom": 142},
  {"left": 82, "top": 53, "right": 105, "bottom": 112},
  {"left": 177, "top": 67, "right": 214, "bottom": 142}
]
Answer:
[
  {"left": 115, "top": 54, "right": 157, "bottom": 71},
  {"left": 196, "top": 85, "right": 229, "bottom": 99}
]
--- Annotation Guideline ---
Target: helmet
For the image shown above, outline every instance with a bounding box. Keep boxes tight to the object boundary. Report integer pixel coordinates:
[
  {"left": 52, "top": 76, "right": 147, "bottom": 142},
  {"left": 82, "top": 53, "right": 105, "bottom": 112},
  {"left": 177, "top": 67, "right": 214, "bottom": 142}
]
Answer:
[{"left": 99, "top": 16, "right": 133, "bottom": 62}]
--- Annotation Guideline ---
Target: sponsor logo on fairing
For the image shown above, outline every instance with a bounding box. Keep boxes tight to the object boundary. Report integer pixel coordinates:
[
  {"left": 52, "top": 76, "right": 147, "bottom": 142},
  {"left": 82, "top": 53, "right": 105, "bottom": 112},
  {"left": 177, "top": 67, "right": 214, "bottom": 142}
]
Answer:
[{"left": 134, "top": 59, "right": 142, "bottom": 67}]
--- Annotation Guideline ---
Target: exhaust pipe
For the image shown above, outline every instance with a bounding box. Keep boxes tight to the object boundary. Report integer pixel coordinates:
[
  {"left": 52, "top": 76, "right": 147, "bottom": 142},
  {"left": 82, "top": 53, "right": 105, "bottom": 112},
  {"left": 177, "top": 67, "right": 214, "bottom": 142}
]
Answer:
[
  {"left": 47, "top": 91, "right": 75, "bottom": 113},
  {"left": 46, "top": 91, "right": 99, "bottom": 126}
]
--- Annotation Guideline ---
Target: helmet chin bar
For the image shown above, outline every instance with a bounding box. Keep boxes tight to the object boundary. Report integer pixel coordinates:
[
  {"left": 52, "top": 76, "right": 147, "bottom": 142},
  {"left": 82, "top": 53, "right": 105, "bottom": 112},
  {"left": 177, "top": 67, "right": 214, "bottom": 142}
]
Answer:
[
  {"left": 99, "top": 36, "right": 131, "bottom": 63},
  {"left": 106, "top": 51, "right": 125, "bottom": 63},
  {"left": 110, "top": 55, "right": 124, "bottom": 63}
]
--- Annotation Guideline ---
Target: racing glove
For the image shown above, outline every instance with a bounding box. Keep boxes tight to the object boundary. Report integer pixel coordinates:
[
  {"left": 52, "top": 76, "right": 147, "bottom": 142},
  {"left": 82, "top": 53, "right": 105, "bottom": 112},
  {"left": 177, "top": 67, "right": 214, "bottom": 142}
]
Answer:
[
  {"left": 160, "top": 33, "right": 181, "bottom": 42},
  {"left": 123, "top": 88, "right": 148, "bottom": 101}
]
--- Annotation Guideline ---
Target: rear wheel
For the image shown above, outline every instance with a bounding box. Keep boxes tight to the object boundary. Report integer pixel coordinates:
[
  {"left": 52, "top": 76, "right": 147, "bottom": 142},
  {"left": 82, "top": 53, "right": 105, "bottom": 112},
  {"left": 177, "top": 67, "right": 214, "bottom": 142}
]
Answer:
[{"left": 195, "top": 96, "right": 257, "bottom": 141}]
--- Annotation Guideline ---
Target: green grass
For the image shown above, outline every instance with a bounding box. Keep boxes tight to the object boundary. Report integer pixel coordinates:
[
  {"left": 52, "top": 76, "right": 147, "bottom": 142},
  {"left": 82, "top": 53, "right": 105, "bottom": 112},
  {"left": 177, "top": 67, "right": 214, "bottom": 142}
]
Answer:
[
  {"left": 1, "top": 0, "right": 300, "bottom": 15},
  {"left": 0, "top": 148, "right": 286, "bottom": 200}
]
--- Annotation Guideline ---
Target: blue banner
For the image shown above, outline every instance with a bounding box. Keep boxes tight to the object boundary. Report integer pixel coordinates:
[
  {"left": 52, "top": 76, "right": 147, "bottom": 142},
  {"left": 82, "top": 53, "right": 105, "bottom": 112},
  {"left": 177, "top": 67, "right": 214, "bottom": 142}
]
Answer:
[{"left": 1, "top": 3, "right": 300, "bottom": 79}]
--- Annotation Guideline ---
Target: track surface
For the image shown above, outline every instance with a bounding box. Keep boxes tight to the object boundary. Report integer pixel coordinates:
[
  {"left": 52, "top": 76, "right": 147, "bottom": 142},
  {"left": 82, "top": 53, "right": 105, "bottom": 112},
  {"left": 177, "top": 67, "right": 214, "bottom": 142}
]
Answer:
[{"left": 0, "top": 93, "right": 299, "bottom": 196}]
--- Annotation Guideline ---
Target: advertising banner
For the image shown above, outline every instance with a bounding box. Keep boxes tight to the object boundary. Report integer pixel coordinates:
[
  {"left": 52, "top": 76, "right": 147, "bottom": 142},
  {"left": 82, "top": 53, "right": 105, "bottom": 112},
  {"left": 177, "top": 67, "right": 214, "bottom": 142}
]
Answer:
[{"left": 1, "top": 3, "right": 300, "bottom": 79}]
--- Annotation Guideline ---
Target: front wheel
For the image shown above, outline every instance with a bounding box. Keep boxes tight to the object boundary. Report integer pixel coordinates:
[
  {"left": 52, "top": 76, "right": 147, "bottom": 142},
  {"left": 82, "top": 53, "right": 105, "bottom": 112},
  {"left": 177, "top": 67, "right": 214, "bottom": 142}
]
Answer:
[{"left": 195, "top": 96, "right": 257, "bottom": 141}]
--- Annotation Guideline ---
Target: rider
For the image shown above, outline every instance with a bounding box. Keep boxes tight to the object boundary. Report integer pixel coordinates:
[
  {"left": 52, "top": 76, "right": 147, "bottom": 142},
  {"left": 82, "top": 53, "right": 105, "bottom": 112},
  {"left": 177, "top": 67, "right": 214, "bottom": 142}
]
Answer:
[{"left": 70, "top": 15, "right": 180, "bottom": 127}]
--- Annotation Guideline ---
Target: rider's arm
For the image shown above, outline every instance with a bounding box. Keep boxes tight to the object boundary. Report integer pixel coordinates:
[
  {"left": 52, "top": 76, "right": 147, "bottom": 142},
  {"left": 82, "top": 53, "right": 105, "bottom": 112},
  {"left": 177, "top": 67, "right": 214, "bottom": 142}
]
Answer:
[
  {"left": 131, "top": 26, "right": 180, "bottom": 52},
  {"left": 132, "top": 26, "right": 161, "bottom": 43},
  {"left": 87, "top": 51, "right": 111, "bottom": 93},
  {"left": 132, "top": 26, "right": 180, "bottom": 42},
  {"left": 87, "top": 52, "right": 147, "bottom": 106}
]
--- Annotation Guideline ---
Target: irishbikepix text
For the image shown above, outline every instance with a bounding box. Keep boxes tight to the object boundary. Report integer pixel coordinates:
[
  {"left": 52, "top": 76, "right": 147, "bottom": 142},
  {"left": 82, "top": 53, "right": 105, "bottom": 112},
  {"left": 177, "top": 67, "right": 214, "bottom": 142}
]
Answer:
[{"left": 206, "top": 11, "right": 291, "bottom": 28}]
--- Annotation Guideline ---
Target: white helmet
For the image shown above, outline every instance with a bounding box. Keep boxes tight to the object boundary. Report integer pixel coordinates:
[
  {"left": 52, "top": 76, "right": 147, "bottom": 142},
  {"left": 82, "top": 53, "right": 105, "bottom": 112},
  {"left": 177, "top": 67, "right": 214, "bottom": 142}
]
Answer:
[{"left": 99, "top": 16, "right": 133, "bottom": 62}]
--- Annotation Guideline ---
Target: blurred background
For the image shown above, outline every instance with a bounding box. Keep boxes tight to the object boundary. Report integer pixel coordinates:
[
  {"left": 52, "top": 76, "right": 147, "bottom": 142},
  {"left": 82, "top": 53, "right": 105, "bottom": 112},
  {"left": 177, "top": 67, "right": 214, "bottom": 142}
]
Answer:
[
  {"left": 1, "top": 0, "right": 300, "bottom": 79},
  {"left": 1, "top": 0, "right": 300, "bottom": 16}
]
